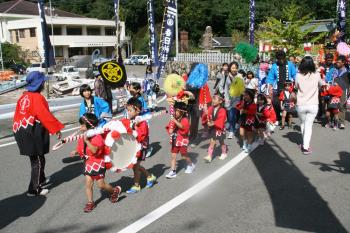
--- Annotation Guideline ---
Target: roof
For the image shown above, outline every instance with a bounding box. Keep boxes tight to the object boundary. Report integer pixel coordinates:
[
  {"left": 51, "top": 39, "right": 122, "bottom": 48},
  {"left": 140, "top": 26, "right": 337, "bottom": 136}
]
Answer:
[
  {"left": 212, "top": 37, "right": 233, "bottom": 48},
  {"left": 0, "top": 0, "right": 85, "bottom": 18},
  {"left": 301, "top": 19, "right": 336, "bottom": 33}
]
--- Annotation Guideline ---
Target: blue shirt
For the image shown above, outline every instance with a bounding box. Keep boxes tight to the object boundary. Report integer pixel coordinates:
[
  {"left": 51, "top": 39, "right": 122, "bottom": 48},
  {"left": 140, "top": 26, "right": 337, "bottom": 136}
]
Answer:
[
  {"left": 267, "top": 61, "right": 297, "bottom": 90},
  {"left": 79, "top": 96, "right": 111, "bottom": 126}
]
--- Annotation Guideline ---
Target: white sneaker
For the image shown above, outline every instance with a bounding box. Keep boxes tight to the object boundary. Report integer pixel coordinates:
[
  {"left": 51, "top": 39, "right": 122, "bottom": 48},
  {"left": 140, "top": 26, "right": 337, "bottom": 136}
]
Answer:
[
  {"left": 166, "top": 170, "right": 177, "bottom": 179},
  {"left": 27, "top": 188, "right": 49, "bottom": 196},
  {"left": 227, "top": 132, "right": 234, "bottom": 139},
  {"left": 259, "top": 138, "right": 265, "bottom": 145},
  {"left": 244, "top": 144, "right": 252, "bottom": 153},
  {"left": 190, "top": 144, "right": 196, "bottom": 148},
  {"left": 242, "top": 141, "right": 247, "bottom": 151},
  {"left": 185, "top": 163, "right": 195, "bottom": 174},
  {"left": 219, "top": 153, "right": 227, "bottom": 160},
  {"left": 145, "top": 146, "right": 153, "bottom": 158}
]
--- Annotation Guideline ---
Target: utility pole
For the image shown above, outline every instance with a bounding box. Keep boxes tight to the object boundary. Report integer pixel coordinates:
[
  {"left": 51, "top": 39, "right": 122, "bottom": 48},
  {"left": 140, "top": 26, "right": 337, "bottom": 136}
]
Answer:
[{"left": 49, "top": 0, "right": 55, "bottom": 57}]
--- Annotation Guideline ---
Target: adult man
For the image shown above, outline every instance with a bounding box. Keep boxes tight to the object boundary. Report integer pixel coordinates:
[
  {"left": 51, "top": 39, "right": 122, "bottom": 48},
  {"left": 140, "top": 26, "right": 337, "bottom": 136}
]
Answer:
[
  {"left": 334, "top": 55, "right": 349, "bottom": 129},
  {"left": 13, "top": 71, "right": 64, "bottom": 196},
  {"left": 267, "top": 50, "right": 297, "bottom": 122}
]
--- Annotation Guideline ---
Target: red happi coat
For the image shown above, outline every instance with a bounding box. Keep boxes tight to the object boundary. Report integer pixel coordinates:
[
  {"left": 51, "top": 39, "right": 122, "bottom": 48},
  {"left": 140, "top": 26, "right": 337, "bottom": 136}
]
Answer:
[
  {"left": 236, "top": 100, "right": 257, "bottom": 126},
  {"left": 202, "top": 106, "right": 227, "bottom": 135},
  {"left": 76, "top": 134, "right": 107, "bottom": 175},
  {"left": 265, "top": 105, "right": 277, "bottom": 124},
  {"left": 13, "top": 92, "right": 64, "bottom": 156},
  {"left": 166, "top": 117, "right": 190, "bottom": 147},
  {"left": 255, "top": 105, "right": 271, "bottom": 124}
]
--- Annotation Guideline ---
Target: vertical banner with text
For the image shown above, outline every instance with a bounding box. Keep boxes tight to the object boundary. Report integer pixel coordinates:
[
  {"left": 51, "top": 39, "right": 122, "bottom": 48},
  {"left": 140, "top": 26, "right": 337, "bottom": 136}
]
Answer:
[
  {"left": 147, "top": 0, "right": 159, "bottom": 66},
  {"left": 156, "top": 0, "right": 176, "bottom": 80},
  {"left": 338, "top": 0, "right": 347, "bottom": 42},
  {"left": 249, "top": 0, "right": 255, "bottom": 45},
  {"left": 38, "top": 0, "right": 55, "bottom": 67}
]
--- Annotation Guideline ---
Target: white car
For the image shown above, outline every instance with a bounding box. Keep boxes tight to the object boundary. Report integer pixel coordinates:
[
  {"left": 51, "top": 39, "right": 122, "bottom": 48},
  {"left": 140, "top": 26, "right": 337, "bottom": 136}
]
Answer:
[
  {"left": 53, "top": 66, "right": 80, "bottom": 81},
  {"left": 137, "top": 55, "right": 150, "bottom": 65},
  {"left": 124, "top": 55, "right": 139, "bottom": 65},
  {"left": 26, "top": 63, "right": 46, "bottom": 73}
]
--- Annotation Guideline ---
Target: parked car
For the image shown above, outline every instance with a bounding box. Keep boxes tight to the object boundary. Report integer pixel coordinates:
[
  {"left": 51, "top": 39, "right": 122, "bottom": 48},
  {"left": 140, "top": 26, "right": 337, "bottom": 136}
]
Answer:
[
  {"left": 27, "top": 63, "right": 48, "bottom": 73},
  {"left": 52, "top": 66, "right": 80, "bottom": 81},
  {"left": 124, "top": 55, "right": 140, "bottom": 65},
  {"left": 9, "top": 64, "right": 26, "bottom": 74},
  {"left": 137, "top": 55, "right": 150, "bottom": 65}
]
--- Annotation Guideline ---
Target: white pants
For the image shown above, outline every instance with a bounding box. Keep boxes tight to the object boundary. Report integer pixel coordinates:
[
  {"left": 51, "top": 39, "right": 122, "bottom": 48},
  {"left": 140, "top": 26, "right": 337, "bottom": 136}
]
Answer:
[{"left": 297, "top": 105, "right": 318, "bottom": 149}]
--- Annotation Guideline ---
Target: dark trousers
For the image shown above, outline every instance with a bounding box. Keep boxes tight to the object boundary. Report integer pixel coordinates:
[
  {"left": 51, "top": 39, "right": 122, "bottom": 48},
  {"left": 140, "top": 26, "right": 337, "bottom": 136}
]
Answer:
[
  {"left": 272, "top": 92, "right": 281, "bottom": 122},
  {"left": 339, "top": 93, "right": 347, "bottom": 125},
  {"left": 28, "top": 155, "right": 46, "bottom": 193},
  {"left": 189, "top": 105, "right": 200, "bottom": 142}
]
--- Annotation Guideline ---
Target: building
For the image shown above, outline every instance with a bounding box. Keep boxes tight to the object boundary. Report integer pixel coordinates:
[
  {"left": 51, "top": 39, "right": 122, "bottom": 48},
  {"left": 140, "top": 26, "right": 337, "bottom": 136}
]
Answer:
[{"left": 0, "top": 0, "right": 131, "bottom": 64}]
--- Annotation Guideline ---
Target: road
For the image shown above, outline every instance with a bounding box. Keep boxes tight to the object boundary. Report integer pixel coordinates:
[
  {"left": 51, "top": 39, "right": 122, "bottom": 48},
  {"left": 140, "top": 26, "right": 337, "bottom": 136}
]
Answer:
[{"left": 0, "top": 90, "right": 350, "bottom": 233}]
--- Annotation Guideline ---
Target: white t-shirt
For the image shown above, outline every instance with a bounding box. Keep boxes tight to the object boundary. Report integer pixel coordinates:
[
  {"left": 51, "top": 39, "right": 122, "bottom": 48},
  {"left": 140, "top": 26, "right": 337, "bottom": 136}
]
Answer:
[{"left": 245, "top": 78, "right": 259, "bottom": 90}]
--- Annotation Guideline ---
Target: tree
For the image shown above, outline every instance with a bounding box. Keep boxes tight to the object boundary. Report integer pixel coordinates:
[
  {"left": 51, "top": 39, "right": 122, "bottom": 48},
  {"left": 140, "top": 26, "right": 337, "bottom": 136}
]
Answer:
[
  {"left": 256, "top": 3, "right": 327, "bottom": 56},
  {"left": 1, "top": 42, "right": 27, "bottom": 68}
]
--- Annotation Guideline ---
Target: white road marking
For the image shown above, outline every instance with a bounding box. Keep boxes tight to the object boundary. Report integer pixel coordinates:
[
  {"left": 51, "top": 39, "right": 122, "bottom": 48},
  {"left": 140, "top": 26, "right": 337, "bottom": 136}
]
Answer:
[
  {"left": 118, "top": 143, "right": 258, "bottom": 233},
  {"left": 0, "top": 95, "right": 167, "bottom": 148}
]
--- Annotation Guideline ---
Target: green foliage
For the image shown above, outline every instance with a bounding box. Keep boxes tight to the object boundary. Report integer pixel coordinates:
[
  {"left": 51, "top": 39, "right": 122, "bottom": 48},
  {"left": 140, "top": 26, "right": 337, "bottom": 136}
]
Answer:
[
  {"left": 256, "top": 3, "right": 327, "bottom": 56},
  {"left": 1, "top": 42, "right": 27, "bottom": 68},
  {"left": 234, "top": 42, "right": 258, "bottom": 63}
]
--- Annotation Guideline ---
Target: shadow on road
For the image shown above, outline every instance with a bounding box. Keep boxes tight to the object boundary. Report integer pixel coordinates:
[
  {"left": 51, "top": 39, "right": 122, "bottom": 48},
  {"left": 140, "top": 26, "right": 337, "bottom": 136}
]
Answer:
[
  {"left": 37, "top": 223, "right": 114, "bottom": 233},
  {"left": 47, "top": 161, "right": 83, "bottom": 190},
  {"left": 0, "top": 193, "right": 46, "bottom": 230},
  {"left": 148, "top": 141, "right": 162, "bottom": 157},
  {"left": 282, "top": 131, "right": 302, "bottom": 145},
  {"left": 311, "top": 151, "right": 350, "bottom": 174},
  {"left": 177, "top": 152, "right": 198, "bottom": 173},
  {"left": 250, "top": 138, "right": 348, "bottom": 233}
]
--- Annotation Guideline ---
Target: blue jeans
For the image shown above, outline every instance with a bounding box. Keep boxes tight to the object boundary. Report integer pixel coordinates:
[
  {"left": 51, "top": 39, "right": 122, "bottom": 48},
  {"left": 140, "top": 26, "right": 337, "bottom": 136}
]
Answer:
[{"left": 227, "top": 108, "right": 237, "bottom": 133}]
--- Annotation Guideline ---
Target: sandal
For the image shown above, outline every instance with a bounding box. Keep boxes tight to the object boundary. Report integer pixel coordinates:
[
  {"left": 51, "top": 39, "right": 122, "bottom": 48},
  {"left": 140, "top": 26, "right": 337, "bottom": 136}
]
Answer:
[
  {"left": 110, "top": 186, "right": 122, "bottom": 203},
  {"left": 84, "top": 201, "right": 95, "bottom": 213}
]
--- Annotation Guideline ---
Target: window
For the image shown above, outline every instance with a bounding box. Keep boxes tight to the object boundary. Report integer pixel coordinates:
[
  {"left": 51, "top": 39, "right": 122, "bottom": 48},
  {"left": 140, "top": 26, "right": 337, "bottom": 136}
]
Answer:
[
  {"left": 15, "top": 30, "right": 19, "bottom": 42},
  {"left": 48, "top": 26, "right": 62, "bottom": 35},
  {"left": 87, "top": 27, "right": 100, "bottom": 35},
  {"left": 105, "top": 28, "right": 116, "bottom": 36},
  {"left": 19, "top": 29, "right": 25, "bottom": 38},
  {"left": 55, "top": 46, "right": 63, "bottom": 57},
  {"left": 67, "top": 27, "right": 82, "bottom": 35},
  {"left": 29, "top": 28, "right": 36, "bottom": 37}
]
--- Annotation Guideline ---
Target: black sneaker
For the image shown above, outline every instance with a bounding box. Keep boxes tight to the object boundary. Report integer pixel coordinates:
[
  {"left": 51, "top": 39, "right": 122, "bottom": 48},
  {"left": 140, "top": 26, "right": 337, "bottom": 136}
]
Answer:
[{"left": 39, "top": 176, "right": 51, "bottom": 187}]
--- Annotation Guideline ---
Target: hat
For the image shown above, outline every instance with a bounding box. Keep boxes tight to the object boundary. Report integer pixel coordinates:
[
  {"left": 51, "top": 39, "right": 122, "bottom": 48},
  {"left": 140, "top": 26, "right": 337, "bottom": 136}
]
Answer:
[
  {"left": 26, "top": 71, "right": 48, "bottom": 92},
  {"left": 284, "top": 80, "right": 293, "bottom": 85}
]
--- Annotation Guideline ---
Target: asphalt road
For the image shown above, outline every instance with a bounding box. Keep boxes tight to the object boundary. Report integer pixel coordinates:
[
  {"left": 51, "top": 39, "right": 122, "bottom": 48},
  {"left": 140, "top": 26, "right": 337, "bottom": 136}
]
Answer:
[{"left": 1, "top": 91, "right": 350, "bottom": 232}]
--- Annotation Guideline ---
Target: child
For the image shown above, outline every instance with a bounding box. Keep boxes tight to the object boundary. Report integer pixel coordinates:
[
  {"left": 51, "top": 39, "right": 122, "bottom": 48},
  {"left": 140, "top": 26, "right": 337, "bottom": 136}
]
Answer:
[
  {"left": 237, "top": 89, "right": 257, "bottom": 153},
  {"left": 79, "top": 84, "right": 111, "bottom": 127},
  {"left": 128, "top": 82, "right": 153, "bottom": 158},
  {"left": 202, "top": 93, "right": 228, "bottom": 162},
  {"left": 166, "top": 101, "right": 195, "bottom": 178},
  {"left": 70, "top": 113, "right": 121, "bottom": 213},
  {"left": 255, "top": 94, "right": 269, "bottom": 145},
  {"left": 125, "top": 97, "right": 156, "bottom": 193},
  {"left": 324, "top": 82, "right": 343, "bottom": 130},
  {"left": 245, "top": 71, "right": 259, "bottom": 93},
  {"left": 265, "top": 96, "right": 277, "bottom": 137},
  {"left": 279, "top": 81, "right": 296, "bottom": 130}
]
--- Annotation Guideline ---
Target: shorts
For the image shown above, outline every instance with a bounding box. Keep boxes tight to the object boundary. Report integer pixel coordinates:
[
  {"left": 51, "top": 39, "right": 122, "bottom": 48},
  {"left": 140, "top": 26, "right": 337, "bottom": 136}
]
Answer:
[
  {"left": 327, "top": 108, "right": 339, "bottom": 114},
  {"left": 208, "top": 128, "right": 225, "bottom": 144},
  {"left": 240, "top": 125, "right": 254, "bottom": 131},
  {"left": 171, "top": 146, "right": 188, "bottom": 156}
]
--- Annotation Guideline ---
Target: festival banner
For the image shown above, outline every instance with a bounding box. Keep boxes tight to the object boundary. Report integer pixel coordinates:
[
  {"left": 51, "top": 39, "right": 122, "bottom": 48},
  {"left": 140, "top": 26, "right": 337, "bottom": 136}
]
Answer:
[
  {"left": 147, "top": 0, "right": 159, "bottom": 66},
  {"left": 37, "top": 0, "right": 55, "bottom": 67},
  {"left": 338, "top": 0, "right": 347, "bottom": 42},
  {"left": 156, "top": 0, "right": 177, "bottom": 80},
  {"left": 249, "top": 0, "right": 255, "bottom": 45}
]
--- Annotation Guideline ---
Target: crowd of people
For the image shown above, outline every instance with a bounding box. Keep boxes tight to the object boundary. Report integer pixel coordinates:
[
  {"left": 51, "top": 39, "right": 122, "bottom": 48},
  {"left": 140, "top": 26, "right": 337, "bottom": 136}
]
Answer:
[{"left": 12, "top": 49, "right": 349, "bottom": 213}]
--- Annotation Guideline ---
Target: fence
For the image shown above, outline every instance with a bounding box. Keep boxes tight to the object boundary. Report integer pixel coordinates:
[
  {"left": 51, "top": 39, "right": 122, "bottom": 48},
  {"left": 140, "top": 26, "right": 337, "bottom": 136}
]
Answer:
[{"left": 176, "top": 52, "right": 238, "bottom": 64}]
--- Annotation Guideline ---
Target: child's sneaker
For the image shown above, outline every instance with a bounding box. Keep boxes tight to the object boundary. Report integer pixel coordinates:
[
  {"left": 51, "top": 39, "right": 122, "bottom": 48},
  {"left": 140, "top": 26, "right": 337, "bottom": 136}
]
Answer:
[
  {"left": 185, "top": 163, "right": 195, "bottom": 174},
  {"left": 145, "top": 146, "right": 153, "bottom": 158},
  {"left": 126, "top": 185, "right": 141, "bottom": 194},
  {"left": 166, "top": 170, "right": 177, "bottom": 179},
  {"left": 219, "top": 153, "right": 227, "bottom": 160},
  {"left": 110, "top": 186, "right": 121, "bottom": 203},
  {"left": 203, "top": 155, "right": 212, "bottom": 163},
  {"left": 244, "top": 144, "right": 252, "bottom": 153},
  {"left": 325, "top": 123, "right": 331, "bottom": 128},
  {"left": 146, "top": 174, "right": 156, "bottom": 188},
  {"left": 227, "top": 132, "right": 234, "bottom": 139},
  {"left": 242, "top": 141, "right": 247, "bottom": 151},
  {"left": 84, "top": 201, "right": 95, "bottom": 213},
  {"left": 259, "top": 138, "right": 265, "bottom": 145},
  {"left": 301, "top": 146, "right": 312, "bottom": 155}
]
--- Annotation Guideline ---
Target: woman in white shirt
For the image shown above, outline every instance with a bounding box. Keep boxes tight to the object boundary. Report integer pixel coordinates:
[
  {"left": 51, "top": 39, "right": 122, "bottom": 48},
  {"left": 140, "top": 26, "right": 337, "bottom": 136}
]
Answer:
[{"left": 294, "top": 56, "right": 324, "bottom": 155}]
